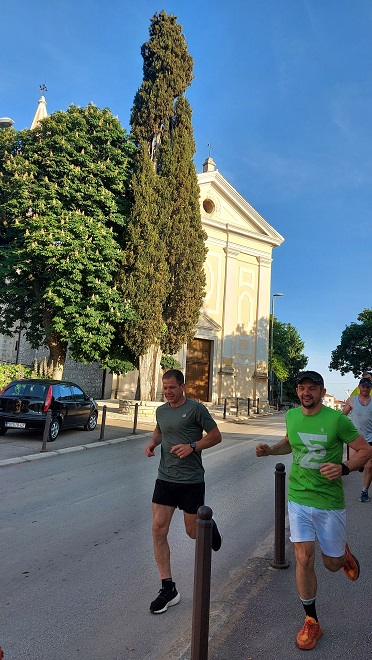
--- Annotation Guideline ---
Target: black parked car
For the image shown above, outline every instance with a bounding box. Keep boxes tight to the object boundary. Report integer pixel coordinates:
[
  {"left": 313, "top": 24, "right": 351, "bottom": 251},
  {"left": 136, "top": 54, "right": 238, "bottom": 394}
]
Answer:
[{"left": 0, "top": 379, "right": 98, "bottom": 441}]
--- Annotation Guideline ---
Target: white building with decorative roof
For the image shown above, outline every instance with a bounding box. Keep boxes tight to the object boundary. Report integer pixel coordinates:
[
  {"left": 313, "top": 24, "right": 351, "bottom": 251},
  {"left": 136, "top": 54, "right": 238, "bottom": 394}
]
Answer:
[{"left": 113, "top": 156, "right": 284, "bottom": 406}]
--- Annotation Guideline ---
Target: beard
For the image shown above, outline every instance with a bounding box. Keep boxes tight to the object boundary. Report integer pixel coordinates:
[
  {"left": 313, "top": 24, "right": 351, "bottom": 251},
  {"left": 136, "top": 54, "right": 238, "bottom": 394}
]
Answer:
[{"left": 300, "top": 397, "right": 318, "bottom": 408}]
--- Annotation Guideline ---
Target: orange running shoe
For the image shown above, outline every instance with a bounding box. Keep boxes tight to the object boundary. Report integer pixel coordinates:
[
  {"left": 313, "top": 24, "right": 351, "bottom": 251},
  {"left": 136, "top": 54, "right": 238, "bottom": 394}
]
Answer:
[
  {"left": 343, "top": 543, "right": 360, "bottom": 581},
  {"left": 296, "top": 616, "right": 323, "bottom": 650}
]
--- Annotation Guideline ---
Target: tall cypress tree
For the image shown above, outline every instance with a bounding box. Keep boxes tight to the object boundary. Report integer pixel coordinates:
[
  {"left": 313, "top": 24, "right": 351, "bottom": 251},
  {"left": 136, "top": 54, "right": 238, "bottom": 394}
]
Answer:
[
  {"left": 160, "top": 95, "right": 207, "bottom": 354},
  {"left": 122, "top": 10, "right": 206, "bottom": 399}
]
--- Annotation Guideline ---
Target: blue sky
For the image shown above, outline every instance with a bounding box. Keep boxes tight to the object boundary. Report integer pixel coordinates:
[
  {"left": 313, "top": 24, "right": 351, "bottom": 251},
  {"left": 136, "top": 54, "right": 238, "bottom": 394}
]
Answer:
[{"left": 2, "top": 0, "right": 371, "bottom": 400}]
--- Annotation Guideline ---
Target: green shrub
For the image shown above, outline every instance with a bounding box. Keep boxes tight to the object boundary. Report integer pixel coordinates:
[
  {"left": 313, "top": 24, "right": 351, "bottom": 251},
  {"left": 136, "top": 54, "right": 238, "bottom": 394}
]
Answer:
[
  {"left": 0, "top": 363, "right": 33, "bottom": 390},
  {"left": 160, "top": 355, "right": 181, "bottom": 371}
]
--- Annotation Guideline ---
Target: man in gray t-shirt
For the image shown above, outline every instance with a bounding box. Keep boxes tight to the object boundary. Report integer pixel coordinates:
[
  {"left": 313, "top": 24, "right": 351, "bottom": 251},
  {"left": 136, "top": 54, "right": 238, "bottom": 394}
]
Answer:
[{"left": 145, "top": 369, "right": 222, "bottom": 614}]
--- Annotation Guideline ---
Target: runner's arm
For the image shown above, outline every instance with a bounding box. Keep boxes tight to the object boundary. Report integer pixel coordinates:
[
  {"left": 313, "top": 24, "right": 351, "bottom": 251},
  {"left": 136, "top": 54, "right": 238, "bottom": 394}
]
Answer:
[
  {"left": 170, "top": 425, "right": 222, "bottom": 458},
  {"left": 145, "top": 425, "right": 162, "bottom": 457},
  {"left": 196, "top": 425, "right": 222, "bottom": 450},
  {"left": 342, "top": 398, "right": 353, "bottom": 415},
  {"left": 320, "top": 434, "right": 372, "bottom": 480},
  {"left": 256, "top": 436, "right": 292, "bottom": 457}
]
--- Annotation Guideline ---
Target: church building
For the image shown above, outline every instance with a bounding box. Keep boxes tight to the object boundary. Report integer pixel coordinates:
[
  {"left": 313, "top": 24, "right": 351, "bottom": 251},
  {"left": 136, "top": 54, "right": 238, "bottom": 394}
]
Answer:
[{"left": 111, "top": 156, "right": 284, "bottom": 405}]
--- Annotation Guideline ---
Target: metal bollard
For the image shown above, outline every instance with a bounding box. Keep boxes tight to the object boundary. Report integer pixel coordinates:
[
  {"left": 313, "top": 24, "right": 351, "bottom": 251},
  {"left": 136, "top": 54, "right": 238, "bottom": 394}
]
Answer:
[
  {"left": 271, "top": 463, "right": 289, "bottom": 569},
  {"left": 132, "top": 402, "right": 139, "bottom": 435},
  {"left": 40, "top": 410, "right": 52, "bottom": 452},
  {"left": 223, "top": 398, "right": 227, "bottom": 420},
  {"left": 99, "top": 405, "right": 107, "bottom": 441},
  {"left": 191, "top": 505, "right": 213, "bottom": 660},
  {"left": 236, "top": 397, "right": 239, "bottom": 417},
  {"left": 247, "top": 397, "right": 250, "bottom": 416},
  {"left": 256, "top": 397, "right": 260, "bottom": 414}
]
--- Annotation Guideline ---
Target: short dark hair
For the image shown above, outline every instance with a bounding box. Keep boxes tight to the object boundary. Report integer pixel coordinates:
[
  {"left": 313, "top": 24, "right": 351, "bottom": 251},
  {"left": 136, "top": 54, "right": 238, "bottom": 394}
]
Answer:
[{"left": 162, "top": 368, "right": 184, "bottom": 385}]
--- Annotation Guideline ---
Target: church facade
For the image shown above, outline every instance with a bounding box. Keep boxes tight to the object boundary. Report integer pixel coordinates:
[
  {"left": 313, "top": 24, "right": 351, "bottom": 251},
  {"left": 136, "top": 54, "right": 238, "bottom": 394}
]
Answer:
[{"left": 110, "top": 157, "right": 284, "bottom": 406}]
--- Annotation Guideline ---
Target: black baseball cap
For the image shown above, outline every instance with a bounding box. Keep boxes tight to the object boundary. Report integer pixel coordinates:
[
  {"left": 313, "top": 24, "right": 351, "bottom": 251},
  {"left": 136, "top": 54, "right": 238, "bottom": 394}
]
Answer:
[
  {"left": 296, "top": 371, "right": 324, "bottom": 387},
  {"left": 359, "top": 378, "right": 372, "bottom": 387}
]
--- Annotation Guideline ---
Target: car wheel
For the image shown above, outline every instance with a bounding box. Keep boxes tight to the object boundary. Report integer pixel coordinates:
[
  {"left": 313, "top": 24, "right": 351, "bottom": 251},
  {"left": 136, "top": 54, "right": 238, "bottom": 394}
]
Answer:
[
  {"left": 48, "top": 418, "right": 60, "bottom": 442},
  {"left": 0, "top": 428, "right": 7, "bottom": 435},
  {"left": 84, "top": 412, "right": 98, "bottom": 431}
]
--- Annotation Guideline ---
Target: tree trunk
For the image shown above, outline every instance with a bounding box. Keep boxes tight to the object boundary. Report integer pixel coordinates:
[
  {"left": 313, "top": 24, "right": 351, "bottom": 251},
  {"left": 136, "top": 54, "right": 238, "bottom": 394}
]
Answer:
[
  {"left": 139, "top": 344, "right": 162, "bottom": 401},
  {"left": 46, "top": 334, "right": 68, "bottom": 380}
]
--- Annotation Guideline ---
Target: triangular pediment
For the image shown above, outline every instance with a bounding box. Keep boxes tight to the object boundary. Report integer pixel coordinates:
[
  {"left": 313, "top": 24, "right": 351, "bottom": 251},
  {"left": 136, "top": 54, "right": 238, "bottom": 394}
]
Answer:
[
  {"left": 197, "top": 169, "right": 284, "bottom": 247},
  {"left": 196, "top": 312, "right": 221, "bottom": 333}
]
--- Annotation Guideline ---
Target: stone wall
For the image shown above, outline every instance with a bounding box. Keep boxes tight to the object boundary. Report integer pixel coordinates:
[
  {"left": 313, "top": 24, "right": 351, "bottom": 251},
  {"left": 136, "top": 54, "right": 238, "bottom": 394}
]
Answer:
[
  {"left": 118, "top": 399, "right": 162, "bottom": 423},
  {"left": 1, "top": 330, "right": 104, "bottom": 399}
]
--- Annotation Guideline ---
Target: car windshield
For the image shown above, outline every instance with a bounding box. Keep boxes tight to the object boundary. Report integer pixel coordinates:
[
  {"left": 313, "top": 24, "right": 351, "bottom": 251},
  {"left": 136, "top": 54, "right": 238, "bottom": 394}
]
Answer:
[{"left": 3, "top": 382, "right": 48, "bottom": 398}]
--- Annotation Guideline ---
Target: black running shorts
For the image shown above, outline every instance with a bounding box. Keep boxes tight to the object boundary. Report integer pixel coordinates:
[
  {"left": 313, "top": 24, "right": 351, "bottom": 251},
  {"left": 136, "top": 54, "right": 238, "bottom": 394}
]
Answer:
[{"left": 152, "top": 478, "right": 205, "bottom": 514}]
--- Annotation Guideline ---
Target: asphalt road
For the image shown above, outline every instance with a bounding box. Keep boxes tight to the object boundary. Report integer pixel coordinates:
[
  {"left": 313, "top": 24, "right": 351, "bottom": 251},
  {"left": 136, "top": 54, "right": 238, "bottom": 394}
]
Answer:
[{"left": 0, "top": 416, "right": 289, "bottom": 660}]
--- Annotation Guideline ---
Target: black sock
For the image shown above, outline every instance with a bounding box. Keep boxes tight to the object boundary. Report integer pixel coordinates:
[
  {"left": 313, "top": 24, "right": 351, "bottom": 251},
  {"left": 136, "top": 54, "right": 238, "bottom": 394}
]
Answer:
[
  {"left": 162, "top": 578, "right": 174, "bottom": 590},
  {"left": 301, "top": 598, "right": 318, "bottom": 622},
  {"left": 212, "top": 519, "right": 222, "bottom": 552}
]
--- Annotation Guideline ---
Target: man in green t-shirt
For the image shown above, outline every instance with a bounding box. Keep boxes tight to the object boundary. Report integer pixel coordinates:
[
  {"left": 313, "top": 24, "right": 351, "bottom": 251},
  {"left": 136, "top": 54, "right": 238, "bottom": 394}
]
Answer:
[
  {"left": 145, "top": 369, "right": 222, "bottom": 614},
  {"left": 256, "top": 370, "right": 372, "bottom": 651}
]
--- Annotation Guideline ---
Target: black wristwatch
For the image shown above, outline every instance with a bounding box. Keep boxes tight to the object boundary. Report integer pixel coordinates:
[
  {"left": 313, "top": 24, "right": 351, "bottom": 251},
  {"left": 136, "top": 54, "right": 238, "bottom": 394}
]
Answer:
[
  {"left": 341, "top": 463, "right": 350, "bottom": 476},
  {"left": 190, "top": 441, "right": 197, "bottom": 452}
]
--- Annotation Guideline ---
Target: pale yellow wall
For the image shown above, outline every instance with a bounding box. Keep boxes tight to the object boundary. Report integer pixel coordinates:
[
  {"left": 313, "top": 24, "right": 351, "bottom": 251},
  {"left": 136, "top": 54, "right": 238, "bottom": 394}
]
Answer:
[
  {"left": 197, "top": 168, "right": 284, "bottom": 406},
  {"left": 200, "top": 228, "right": 271, "bottom": 403}
]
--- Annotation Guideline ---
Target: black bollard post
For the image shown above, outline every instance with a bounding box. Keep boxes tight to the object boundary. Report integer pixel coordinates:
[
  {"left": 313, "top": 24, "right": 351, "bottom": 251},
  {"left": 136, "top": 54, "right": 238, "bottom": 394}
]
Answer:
[
  {"left": 256, "top": 397, "right": 260, "bottom": 414},
  {"left": 247, "top": 397, "right": 250, "bottom": 417},
  {"left": 99, "top": 405, "right": 107, "bottom": 441},
  {"left": 191, "top": 505, "right": 213, "bottom": 660},
  {"left": 132, "top": 402, "right": 139, "bottom": 435},
  {"left": 271, "top": 463, "right": 289, "bottom": 569},
  {"left": 223, "top": 398, "right": 227, "bottom": 420},
  {"left": 236, "top": 397, "right": 239, "bottom": 417},
  {"left": 40, "top": 410, "right": 52, "bottom": 452}
]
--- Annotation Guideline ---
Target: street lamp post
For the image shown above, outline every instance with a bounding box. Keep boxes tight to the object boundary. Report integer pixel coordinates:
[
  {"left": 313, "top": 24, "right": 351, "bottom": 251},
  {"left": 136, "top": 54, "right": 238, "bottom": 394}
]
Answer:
[{"left": 269, "top": 293, "right": 283, "bottom": 406}]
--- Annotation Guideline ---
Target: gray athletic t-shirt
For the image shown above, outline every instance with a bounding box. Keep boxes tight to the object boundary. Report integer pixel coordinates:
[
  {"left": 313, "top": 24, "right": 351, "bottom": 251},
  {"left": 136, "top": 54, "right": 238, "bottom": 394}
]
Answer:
[{"left": 156, "top": 398, "right": 217, "bottom": 484}]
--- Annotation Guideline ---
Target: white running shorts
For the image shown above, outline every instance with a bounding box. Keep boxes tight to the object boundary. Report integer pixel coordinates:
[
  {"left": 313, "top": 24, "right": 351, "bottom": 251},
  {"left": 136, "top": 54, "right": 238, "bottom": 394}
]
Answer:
[{"left": 288, "top": 500, "right": 346, "bottom": 557}]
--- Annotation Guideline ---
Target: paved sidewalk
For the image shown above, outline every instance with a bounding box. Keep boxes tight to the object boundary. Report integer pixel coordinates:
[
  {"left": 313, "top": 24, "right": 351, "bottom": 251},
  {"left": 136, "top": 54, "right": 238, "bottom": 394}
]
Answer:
[{"left": 206, "top": 471, "right": 371, "bottom": 660}]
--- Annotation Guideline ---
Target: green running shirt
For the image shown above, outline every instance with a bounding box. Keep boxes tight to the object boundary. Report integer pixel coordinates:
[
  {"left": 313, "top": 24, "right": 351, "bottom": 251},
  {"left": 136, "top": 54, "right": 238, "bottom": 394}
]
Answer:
[{"left": 286, "top": 405, "right": 360, "bottom": 509}]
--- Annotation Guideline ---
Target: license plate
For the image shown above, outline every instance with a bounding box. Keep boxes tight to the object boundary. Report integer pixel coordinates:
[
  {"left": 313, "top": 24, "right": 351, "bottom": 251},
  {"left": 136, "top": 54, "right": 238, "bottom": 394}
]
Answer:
[{"left": 5, "top": 422, "right": 26, "bottom": 429}]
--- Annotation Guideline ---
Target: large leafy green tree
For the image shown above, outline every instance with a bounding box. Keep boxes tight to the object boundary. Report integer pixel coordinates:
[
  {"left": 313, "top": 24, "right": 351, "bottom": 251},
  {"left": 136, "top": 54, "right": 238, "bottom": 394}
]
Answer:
[
  {"left": 122, "top": 11, "right": 206, "bottom": 399},
  {"left": 329, "top": 309, "right": 372, "bottom": 377},
  {"left": 270, "top": 317, "right": 308, "bottom": 404},
  {"left": 0, "top": 104, "right": 135, "bottom": 378}
]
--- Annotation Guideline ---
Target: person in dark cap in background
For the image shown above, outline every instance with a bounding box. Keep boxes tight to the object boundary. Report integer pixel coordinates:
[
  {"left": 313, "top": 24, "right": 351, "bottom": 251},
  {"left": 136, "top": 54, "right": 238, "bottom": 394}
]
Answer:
[
  {"left": 349, "top": 370, "right": 372, "bottom": 397},
  {"left": 343, "top": 377, "right": 372, "bottom": 502},
  {"left": 256, "top": 370, "right": 372, "bottom": 651}
]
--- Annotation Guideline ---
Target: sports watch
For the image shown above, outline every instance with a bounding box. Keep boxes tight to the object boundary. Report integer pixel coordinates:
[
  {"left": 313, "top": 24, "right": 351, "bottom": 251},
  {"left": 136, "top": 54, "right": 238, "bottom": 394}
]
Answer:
[
  {"left": 190, "top": 441, "right": 197, "bottom": 452},
  {"left": 341, "top": 463, "right": 350, "bottom": 475}
]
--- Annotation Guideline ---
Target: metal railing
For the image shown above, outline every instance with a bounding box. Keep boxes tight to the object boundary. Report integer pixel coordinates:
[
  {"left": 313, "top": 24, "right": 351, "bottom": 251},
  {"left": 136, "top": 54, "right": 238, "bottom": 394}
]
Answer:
[{"left": 222, "top": 397, "right": 260, "bottom": 419}]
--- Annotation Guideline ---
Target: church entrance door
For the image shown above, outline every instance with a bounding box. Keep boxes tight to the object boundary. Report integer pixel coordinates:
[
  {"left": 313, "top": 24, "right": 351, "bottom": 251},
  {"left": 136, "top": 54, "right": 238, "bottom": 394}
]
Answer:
[{"left": 185, "top": 338, "right": 212, "bottom": 401}]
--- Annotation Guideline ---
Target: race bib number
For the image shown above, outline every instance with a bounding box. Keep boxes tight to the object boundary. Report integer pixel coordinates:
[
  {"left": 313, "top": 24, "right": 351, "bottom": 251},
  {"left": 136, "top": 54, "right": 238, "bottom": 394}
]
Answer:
[{"left": 296, "top": 433, "right": 327, "bottom": 469}]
